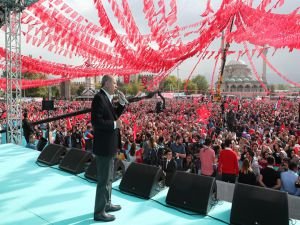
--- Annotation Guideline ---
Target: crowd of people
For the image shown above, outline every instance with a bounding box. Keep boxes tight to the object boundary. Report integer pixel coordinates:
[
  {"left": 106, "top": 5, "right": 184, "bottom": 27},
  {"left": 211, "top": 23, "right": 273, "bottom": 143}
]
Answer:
[{"left": 2, "top": 95, "right": 300, "bottom": 196}]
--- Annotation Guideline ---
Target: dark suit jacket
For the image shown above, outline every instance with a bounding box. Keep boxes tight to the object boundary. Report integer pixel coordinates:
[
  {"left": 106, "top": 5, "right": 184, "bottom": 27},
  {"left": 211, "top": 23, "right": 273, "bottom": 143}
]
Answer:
[
  {"left": 91, "top": 89, "right": 125, "bottom": 156},
  {"left": 22, "top": 118, "right": 33, "bottom": 141},
  {"left": 162, "top": 158, "right": 177, "bottom": 186}
]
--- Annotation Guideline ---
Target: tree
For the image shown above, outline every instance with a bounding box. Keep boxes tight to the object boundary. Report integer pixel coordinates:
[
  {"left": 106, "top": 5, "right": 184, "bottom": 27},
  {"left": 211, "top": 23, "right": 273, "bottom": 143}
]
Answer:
[
  {"left": 51, "top": 86, "right": 60, "bottom": 98},
  {"left": 268, "top": 84, "right": 275, "bottom": 94},
  {"left": 22, "top": 72, "right": 48, "bottom": 97},
  {"left": 76, "top": 84, "right": 85, "bottom": 96},
  {"left": 182, "top": 80, "right": 197, "bottom": 93},
  {"left": 191, "top": 75, "right": 209, "bottom": 93},
  {"left": 162, "top": 75, "right": 181, "bottom": 92},
  {"left": 276, "top": 84, "right": 288, "bottom": 90},
  {"left": 121, "top": 80, "right": 143, "bottom": 96}
]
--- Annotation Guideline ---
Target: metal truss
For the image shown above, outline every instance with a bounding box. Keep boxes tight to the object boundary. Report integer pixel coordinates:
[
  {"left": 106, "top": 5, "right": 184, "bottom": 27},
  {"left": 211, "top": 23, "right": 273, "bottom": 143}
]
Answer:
[
  {"left": 4, "top": 1, "right": 23, "bottom": 144},
  {"left": 2, "top": 1, "right": 41, "bottom": 144}
]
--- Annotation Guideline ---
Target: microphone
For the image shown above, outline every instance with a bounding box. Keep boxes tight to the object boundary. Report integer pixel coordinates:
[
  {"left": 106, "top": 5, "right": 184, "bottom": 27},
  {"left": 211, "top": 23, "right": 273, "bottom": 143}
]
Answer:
[{"left": 116, "top": 90, "right": 129, "bottom": 104}]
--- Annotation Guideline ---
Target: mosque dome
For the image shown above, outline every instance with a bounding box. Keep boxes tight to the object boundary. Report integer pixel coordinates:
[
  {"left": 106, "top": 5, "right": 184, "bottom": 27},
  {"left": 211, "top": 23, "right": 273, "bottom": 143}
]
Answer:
[{"left": 226, "top": 60, "right": 246, "bottom": 66}]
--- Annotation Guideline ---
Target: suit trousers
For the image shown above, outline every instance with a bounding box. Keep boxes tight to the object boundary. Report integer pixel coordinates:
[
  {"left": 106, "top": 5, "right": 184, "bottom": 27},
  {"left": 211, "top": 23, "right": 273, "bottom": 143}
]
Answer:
[{"left": 94, "top": 154, "right": 115, "bottom": 214}]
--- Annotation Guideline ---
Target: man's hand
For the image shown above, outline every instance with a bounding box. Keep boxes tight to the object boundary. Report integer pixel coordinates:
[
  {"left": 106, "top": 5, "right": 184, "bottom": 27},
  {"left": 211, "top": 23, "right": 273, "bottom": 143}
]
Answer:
[
  {"left": 116, "top": 119, "right": 122, "bottom": 129},
  {"left": 117, "top": 90, "right": 128, "bottom": 105}
]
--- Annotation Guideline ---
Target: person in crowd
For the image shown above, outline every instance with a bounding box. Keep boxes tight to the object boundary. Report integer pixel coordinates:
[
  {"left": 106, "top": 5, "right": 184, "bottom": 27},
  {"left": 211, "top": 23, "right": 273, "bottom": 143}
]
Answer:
[
  {"left": 170, "top": 135, "right": 186, "bottom": 170},
  {"left": 281, "top": 161, "right": 300, "bottom": 196},
  {"left": 258, "top": 155, "right": 281, "bottom": 190},
  {"left": 162, "top": 148, "right": 177, "bottom": 186},
  {"left": 290, "top": 149, "right": 300, "bottom": 164},
  {"left": 182, "top": 154, "right": 196, "bottom": 174},
  {"left": 258, "top": 150, "right": 269, "bottom": 169},
  {"left": 63, "top": 130, "right": 72, "bottom": 148},
  {"left": 54, "top": 126, "right": 64, "bottom": 145},
  {"left": 218, "top": 139, "right": 239, "bottom": 183},
  {"left": 156, "top": 136, "right": 165, "bottom": 163},
  {"left": 238, "top": 158, "right": 257, "bottom": 185},
  {"left": 71, "top": 126, "right": 83, "bottom": 149},
  {"left": 143, "top": 136, "right": 159, "bottom": 166},
  {"left": 22, "top": 111, "right": 34, "bottom": 144},
  {"left": 127, "top": 142, "right": 137, "bottom": 163},
  {"left": 142, "top": 133, "right": 151, "bottom": 163},
  {"left": 199, "top": 138, "right": 216, "bottom": 176},
  {"left": 278, "top": 157, "right": 289, "bottom": 173},
  {"left": 84, "top": 124, "right": 94, "bottom": 151},
  {"left": 91, "top": 75, "right": 125, "bottom": 222},
  {"left": 246, "top": 150, "right": 260, "bottom": 180},
  {"left": 272, "top": 142, "right": 282, "bottom": 165},
  {"left": 240, "top": 145, "right": 249, "bottom": 161},
  {"left": 135, "top": 145, "right": 143, "bottom": 163},
  {"left": 251, "top": 142, "right": 260, "bottom": 156}
]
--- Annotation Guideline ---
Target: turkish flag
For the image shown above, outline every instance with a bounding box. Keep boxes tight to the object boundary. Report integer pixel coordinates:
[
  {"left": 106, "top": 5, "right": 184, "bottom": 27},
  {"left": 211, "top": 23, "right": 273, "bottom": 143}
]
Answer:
[{"left": 124, "top": 75, "right": 130, "bottom": 84}]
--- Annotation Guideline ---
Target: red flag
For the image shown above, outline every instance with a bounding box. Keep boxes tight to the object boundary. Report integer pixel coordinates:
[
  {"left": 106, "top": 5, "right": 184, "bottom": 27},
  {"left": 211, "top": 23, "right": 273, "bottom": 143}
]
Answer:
[
  {"left": 196, "top": 106, "right": 211, "bottom": 124},
  {"left": 124, "top": 75, "right": 130, "bottom": 84},
  {"left": 66, "top": 118, "right": 72, "bottom": 130},
  {"left": 133, "top": 123, "right": 137, "bottom": 141},
  {"left": 280, "top": 123, "right": 285, "bottom": 132}
]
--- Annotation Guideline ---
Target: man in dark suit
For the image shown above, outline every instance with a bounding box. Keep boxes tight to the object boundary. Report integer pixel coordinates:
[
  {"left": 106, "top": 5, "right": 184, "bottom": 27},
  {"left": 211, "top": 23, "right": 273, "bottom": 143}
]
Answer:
[
  {"left": 162, "top": 148, "right": 177, "bottom": 186},
  {"left": 22, "top": 111, "right": 34, "bottom": 144},
  {"left": 91, "top": 75, "right": 126, "bottom": 222}
]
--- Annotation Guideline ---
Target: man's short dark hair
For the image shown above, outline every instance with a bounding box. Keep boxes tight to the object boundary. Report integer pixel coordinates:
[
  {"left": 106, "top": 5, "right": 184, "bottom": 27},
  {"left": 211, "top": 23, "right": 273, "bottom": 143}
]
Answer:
[
  {"left": 175, "top": 135, "right": 182, "bottom": 141},
  {"left": 224, "top": 139, "right": 232, "bottom": 147},
  {"left": 204, "top": 138, "right": 212, "bottom": 146},
  {"left": 267, "top": 155, "right": 275, "bottom": 165},
  {"left": 158, "top": 136, "right": 164, "bottom": 143},
  {"left": 288, "top": 161, "right": 298, "bottom": 171},
  {"left": 164, "top": 148, "right": 172, "bottom": 155}
]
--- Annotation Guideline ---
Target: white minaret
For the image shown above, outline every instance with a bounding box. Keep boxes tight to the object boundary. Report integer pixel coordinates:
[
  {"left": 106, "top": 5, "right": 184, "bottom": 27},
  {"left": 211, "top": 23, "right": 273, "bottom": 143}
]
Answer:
[
  {"left": 85, "top": 77, "right": 94, "bottom": 89},
  {"left": 262, "top": 47, "right": 268, "bottom": 83}
]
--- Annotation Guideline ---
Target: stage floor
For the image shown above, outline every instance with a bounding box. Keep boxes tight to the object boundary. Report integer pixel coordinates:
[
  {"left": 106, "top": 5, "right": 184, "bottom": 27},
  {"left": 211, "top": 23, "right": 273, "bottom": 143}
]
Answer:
[{"left": 0, "top": 144, "right": 298, "bottom": 225}]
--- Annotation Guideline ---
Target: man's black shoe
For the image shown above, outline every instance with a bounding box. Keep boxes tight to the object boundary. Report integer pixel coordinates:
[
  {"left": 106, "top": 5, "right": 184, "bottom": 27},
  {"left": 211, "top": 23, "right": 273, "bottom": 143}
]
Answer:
[
  {"left": 106, "top": 204, "right": 121, "bottom": 212},
  {"left": 94, "top": 212, "right": 115, "bottom": 222}
]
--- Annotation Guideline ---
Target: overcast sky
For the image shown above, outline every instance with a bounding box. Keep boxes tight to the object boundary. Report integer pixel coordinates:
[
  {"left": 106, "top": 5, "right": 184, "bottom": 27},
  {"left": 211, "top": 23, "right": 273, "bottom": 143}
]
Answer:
[{"left": 0, "top": 0, "right": 299, "bottom": 84}]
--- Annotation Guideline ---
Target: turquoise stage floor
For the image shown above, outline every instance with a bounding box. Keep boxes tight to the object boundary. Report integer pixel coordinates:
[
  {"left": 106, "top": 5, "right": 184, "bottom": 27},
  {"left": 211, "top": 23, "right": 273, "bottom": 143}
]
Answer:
[{"left": 0, "top": 144, "right": 298, "bottom": 225}]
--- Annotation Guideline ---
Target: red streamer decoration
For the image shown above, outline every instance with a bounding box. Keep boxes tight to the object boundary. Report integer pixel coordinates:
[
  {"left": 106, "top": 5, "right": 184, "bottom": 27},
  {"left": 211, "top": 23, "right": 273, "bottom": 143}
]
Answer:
[{"left": 243, "top": 42, "right": 269, "bottom": 94}]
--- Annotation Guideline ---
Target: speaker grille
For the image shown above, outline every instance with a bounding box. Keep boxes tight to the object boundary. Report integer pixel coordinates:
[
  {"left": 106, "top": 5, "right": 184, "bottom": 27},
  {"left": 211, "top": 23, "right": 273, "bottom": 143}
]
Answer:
[
  {"left": 119, "top": 163, "right": 163, "bottom": 199},
  {"left": 84, "top": 158, "right": 126, "bottom": 181},
  {"left": 36, "top": 144, "right": 67, "bottom": 166},
  {"left": 59, "top": 149, "right": 93, "bottom": 174},
  {"left": 230, "top": 183, "right": 289, "bottom": 225},
  {"left": 166, "top": 172, "right": 215, "bottom": 214}
]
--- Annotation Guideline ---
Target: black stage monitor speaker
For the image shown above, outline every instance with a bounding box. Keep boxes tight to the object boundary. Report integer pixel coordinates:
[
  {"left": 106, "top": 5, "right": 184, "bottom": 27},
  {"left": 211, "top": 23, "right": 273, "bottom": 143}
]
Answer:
[
  {"left": 84, "top": 157, "right": 97, "bottom": 181},
  {"left": 84, "top": 158, "right": 125, "bottom": 181},
  {"left": 166, "top": 172, "right": 215, "bottom": 215},
  {"left": 230, "top": 183, "right": 289, "bottom": 225},
  {"left": 119, "top": 162, "right": 163, "bottom": 199},
  {"left": 113, "top": 159, "right": 126, "bottom": 181},
  {"left": 36, "top": 144, "right": 67, "bottom": 166},
  {"left": 42, "top": 100, "right": 54, "bottom": 111},
  {"left": 59, "top": 149, "right": 93, "bottom": 174},
  {"left": 36, "top": 137, "right": 48, "bottom": 151}
]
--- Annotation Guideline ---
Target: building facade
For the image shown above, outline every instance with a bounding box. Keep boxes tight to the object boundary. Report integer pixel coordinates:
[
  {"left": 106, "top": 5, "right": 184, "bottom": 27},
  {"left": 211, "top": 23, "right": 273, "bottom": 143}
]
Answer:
[{"left": 216, "top": 60, "right": 268, "bottom": 96}]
